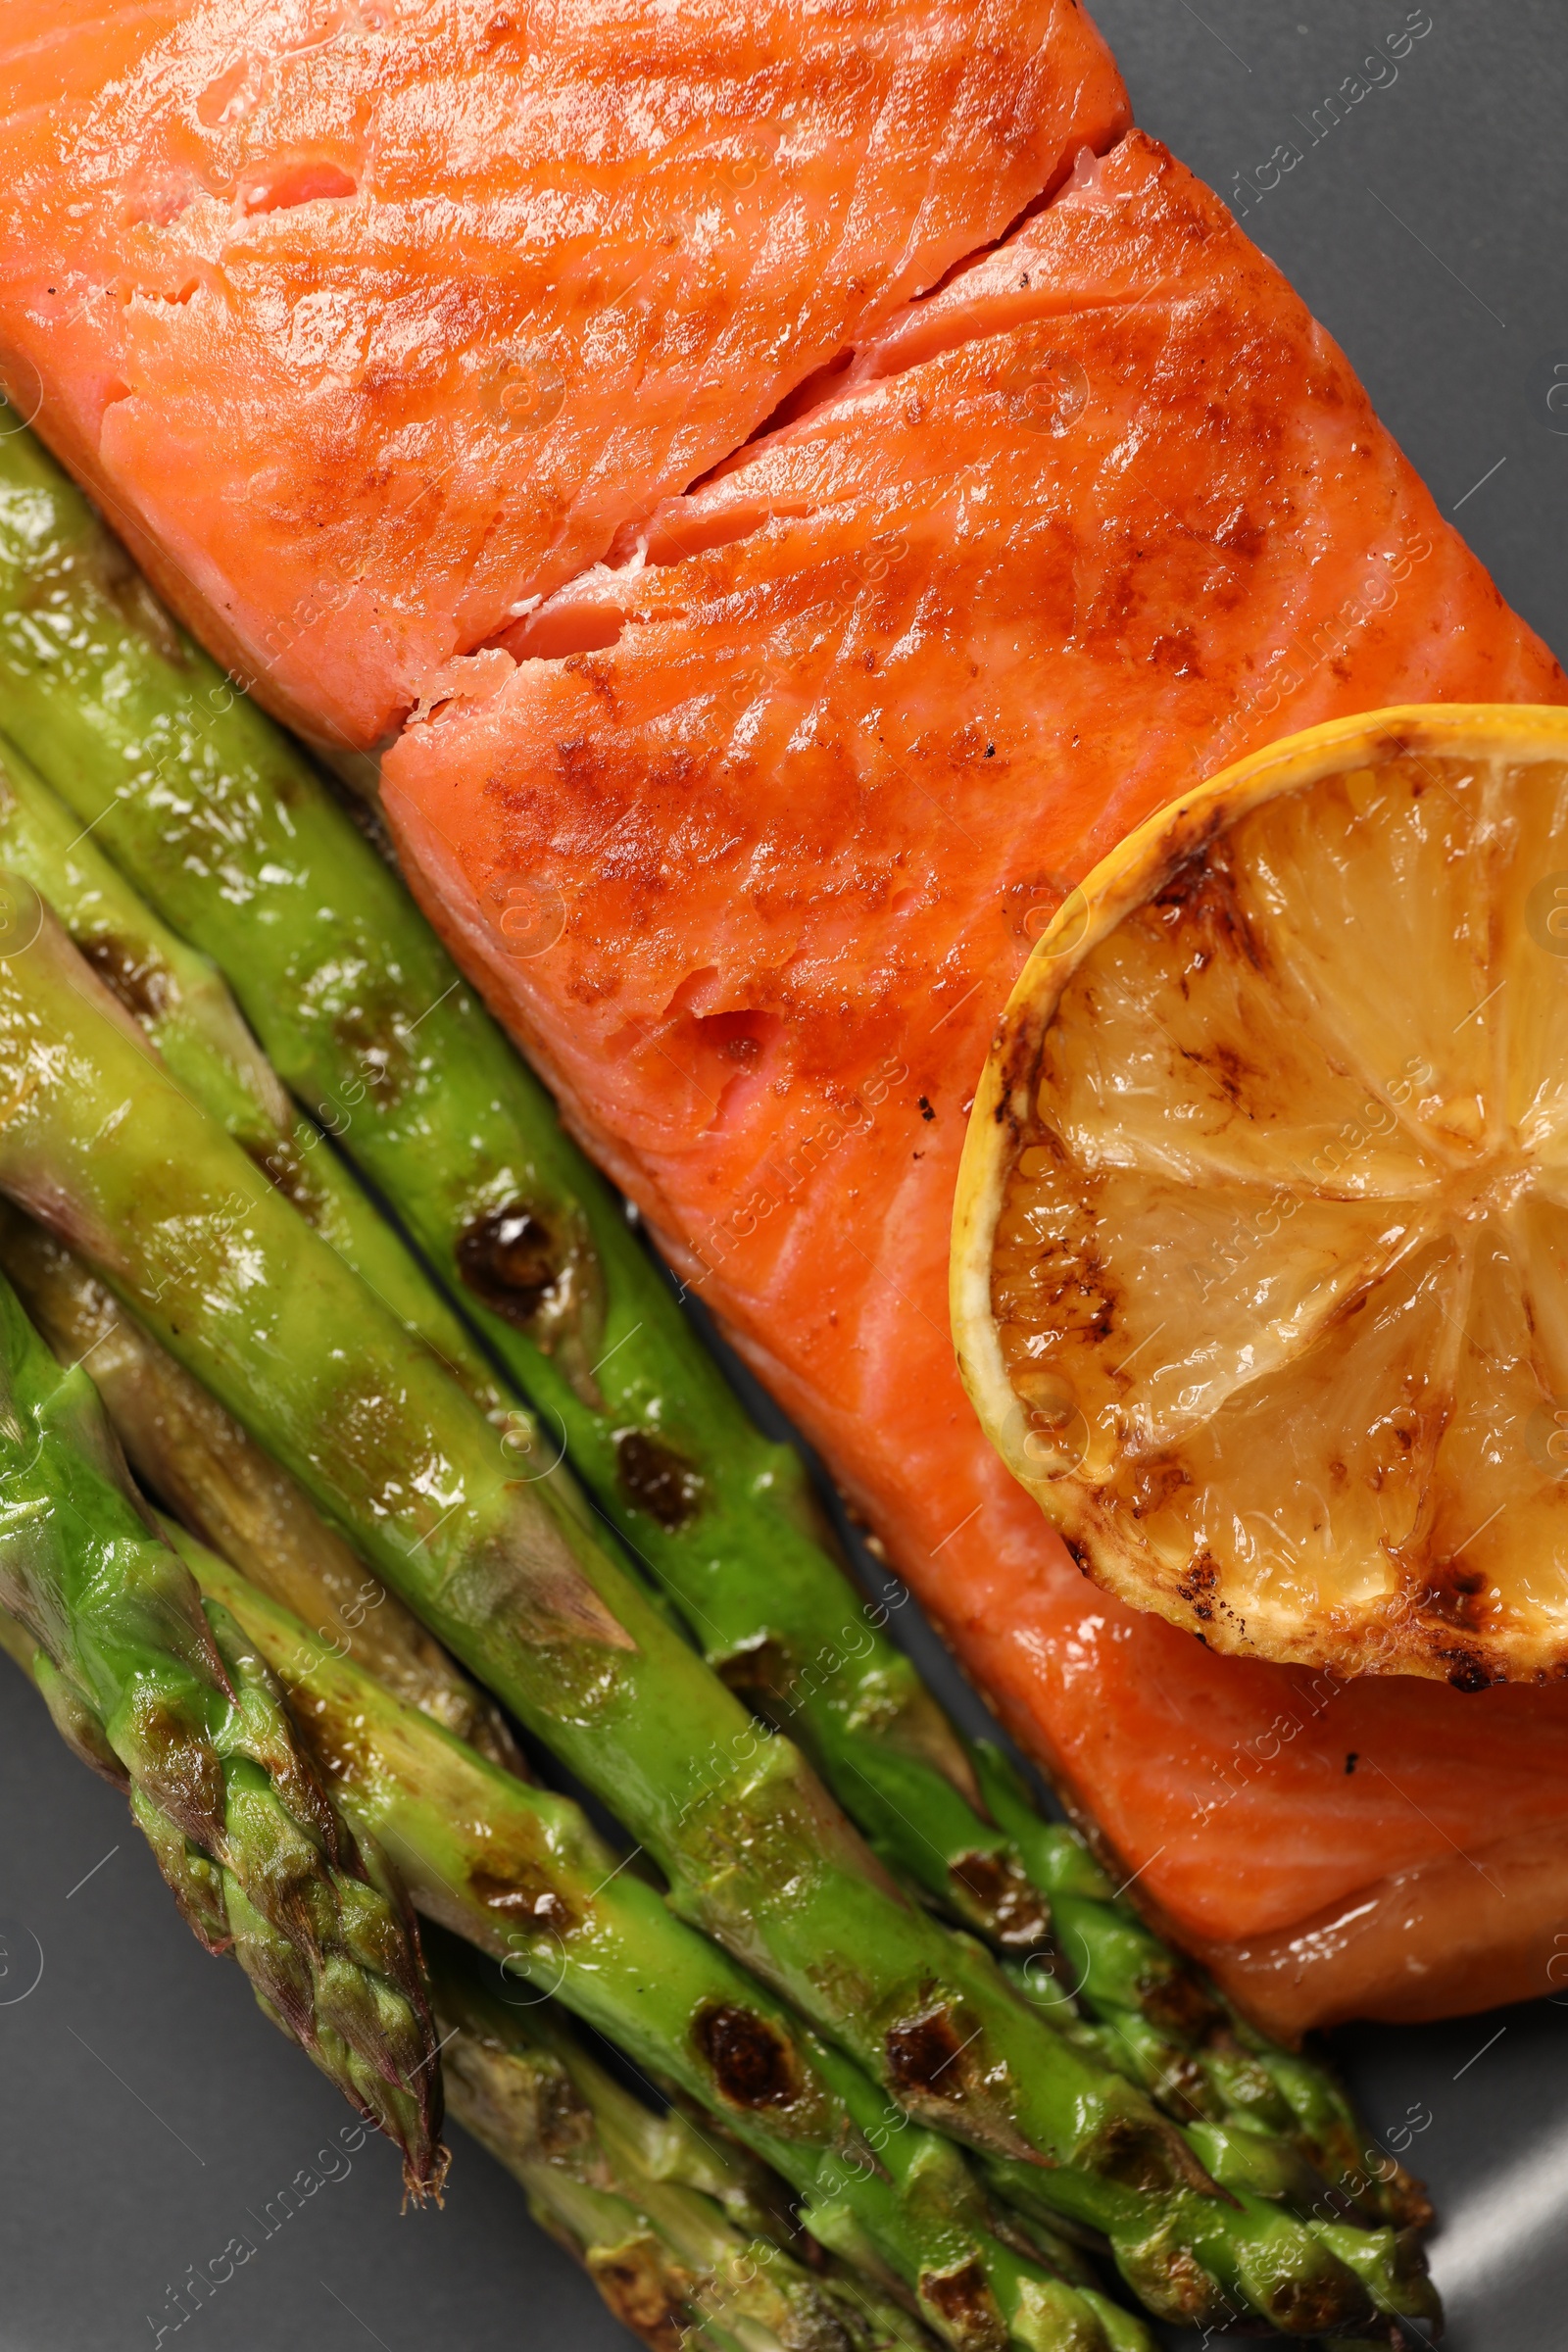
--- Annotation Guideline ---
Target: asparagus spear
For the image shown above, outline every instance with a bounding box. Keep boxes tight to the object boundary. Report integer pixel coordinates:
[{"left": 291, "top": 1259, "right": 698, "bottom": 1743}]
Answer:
[
  {"left": 0, "top": 408, "right": 1407, "bottom": 2230},
  {"left": 172, "top": 1524, "right": 1156, "bottom": 2352},
  {"left": 0, "top": 414, "right": 1419, "bottom": 2248},
  {"left": 0, "top": 1200, "right": 524, "bottom": 1774},
  {"left": 441, "top": 2042, "right": 769, "bottom": 2352},
  {"left": 3, "top": 1586, "right": 1013, "bottom": 2352},
  {"left": 431, "top": 1931, "right": 940, "bottom": 2352},
  {"left": 0, "top": 408, "right": 1000, "bottom": 1915},
  {"left": 430, "top": 1937, "right": 810, "bottom": 2252},
  {"left": 971, "top": 1746, "right": 1431, "bottom": 2231},
  {"left": 0, "top": 729, "right": 504, "bottom": 1412},
  {"left": 0, "top": 886, "right": 1417, "bottom": 2339},
  {"left": 0, "top": 1274, "right": 445, "bottom": 2192},
  {"left": 0, "top": 417, "right": 597, "bottom": 1399},
  {"left": 0, "top": 738, "right": 284, "bottom": 1165},
  {"left": 16, "top": 1192, "right": 1120, "bottom": 2345},
  {"left": 15, "top": 1226, "right": 1149, "bottom": 2347}
]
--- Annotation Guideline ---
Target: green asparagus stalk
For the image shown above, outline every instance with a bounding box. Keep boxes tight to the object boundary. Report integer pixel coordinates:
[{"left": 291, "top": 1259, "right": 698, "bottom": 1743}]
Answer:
[
  {"left": 172, "top": 1525, "right": 1150, "bottom": 2352},
  {"left": 0, "top": 410, "right": 1004, "bottom": 1930},
  {"left": 63, "top": 1212, "right": 1132, "bottom": 2350},
  {"left": 438, "top": 2000, "right": 803, "bottom": 2352},
  {"left": 0, "top": 739, "right": 282, "bottom": 1161},
  {"left": 0, "top": 419, "right": 595, "bottom": 1399},
  {"left": 970, "top": 1746, "right": 1432, "bottom": 2231},
  {"left": 0, "top": 1274, "right": 445, "bottom": 2192},
  {"left": 431, "top": 1944, "right": 809, "bottom": 2255},
  {"left": 441, "top": 2048, "right": 762, "bottom": 2352},
  {"left": 0, "top": 1200, "right": 524, "bottom": 1774},
  {"left": 0, "top": 883, "right": 1419, "bottom": 2339},
  {"left": 0, "top": 413, "right": 1425, "bottom": 2252},
  {"left": 431, "top": 1932, "right": 942, "bottom": 2352},
  {"left": 0, "top": 409, "right": 1407, "bottom": 2226},
  {"left": 8, "top": 1562, "right": 810, "bottom": 2352},
  {"left": 0, "top": 729, "right": 503, "bottom": 1412}
]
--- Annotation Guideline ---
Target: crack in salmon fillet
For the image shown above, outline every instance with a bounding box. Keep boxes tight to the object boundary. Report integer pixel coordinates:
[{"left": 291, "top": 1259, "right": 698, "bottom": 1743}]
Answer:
[
  {"left": 381, "top": 132, "right": 1568, "bottom": 2026},
  {"left": 0, "top": 0, "right": 1127, "bottom": 750}
]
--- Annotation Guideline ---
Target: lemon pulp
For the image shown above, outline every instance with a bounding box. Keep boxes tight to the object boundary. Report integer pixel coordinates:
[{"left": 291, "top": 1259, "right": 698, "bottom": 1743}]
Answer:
[{"left": 954, "top": 708, "right": 1568, "bottom": 1688}]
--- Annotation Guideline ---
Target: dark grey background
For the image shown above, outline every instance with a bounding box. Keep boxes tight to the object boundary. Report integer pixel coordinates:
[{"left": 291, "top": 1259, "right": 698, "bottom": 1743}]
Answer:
[{"left": 2, "top": 5, "right": 1564, "bottom": 2347}]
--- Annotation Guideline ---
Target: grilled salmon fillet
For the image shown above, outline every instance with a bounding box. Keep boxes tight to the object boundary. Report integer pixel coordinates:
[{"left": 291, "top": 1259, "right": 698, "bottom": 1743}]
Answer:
[
  {"left": 381, "top": 133, "right": 1568, "bottom": 2031},
  {"left": 0, "top": 0, "right": 1127, "bottom": 751}
]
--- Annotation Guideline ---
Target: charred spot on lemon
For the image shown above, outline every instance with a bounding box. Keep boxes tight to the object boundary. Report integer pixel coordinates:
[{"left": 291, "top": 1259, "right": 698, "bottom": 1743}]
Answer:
[{"left": 953, "top": 707, "right": 1568, "bottom": 1689}]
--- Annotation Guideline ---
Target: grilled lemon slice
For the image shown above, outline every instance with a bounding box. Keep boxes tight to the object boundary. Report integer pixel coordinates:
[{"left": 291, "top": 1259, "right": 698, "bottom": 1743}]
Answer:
[{"left": 953, "top": 706, "right": 1568, "bottom": 1689}]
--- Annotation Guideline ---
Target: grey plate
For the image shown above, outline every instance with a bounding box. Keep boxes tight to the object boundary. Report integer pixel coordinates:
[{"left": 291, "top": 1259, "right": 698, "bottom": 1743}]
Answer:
[{"left": 2, "top": 4, "right": 1564, "bottom": 2345}]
